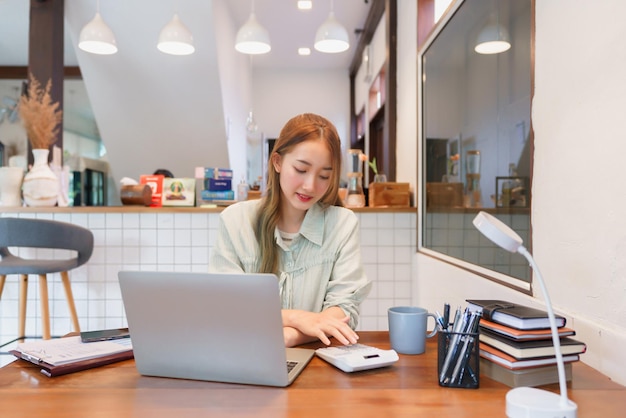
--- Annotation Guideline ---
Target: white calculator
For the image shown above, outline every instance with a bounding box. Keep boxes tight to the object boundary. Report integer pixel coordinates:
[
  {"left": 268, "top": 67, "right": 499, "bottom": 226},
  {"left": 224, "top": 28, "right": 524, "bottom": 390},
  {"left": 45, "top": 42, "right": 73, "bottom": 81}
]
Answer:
[{"left": 315, "top": 343, "right": 399, "bottom": 372}]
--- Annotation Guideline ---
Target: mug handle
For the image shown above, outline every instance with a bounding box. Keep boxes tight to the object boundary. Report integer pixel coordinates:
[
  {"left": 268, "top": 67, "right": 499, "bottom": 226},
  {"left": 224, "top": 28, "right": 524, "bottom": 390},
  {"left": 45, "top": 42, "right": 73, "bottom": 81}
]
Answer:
[{"left": 426, "top": 313, "right": 438, "bottom": 338}]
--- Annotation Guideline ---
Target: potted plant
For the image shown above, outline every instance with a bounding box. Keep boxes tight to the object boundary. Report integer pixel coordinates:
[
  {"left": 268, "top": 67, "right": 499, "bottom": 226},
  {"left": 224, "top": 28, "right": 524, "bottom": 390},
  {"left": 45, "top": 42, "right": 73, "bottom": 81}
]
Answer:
[
  {"left": 368, "top": 157, "right": 387, "bottom": 183},
  {"left": 19, "top": 74, "right": 63, "bottom": 206}
]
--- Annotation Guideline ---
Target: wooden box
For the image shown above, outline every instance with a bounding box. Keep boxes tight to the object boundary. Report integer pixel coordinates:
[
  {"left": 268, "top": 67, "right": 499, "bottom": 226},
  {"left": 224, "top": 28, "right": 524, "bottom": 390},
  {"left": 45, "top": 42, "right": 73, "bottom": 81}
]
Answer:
[
  {"left": 426, "top": 182, "right": 463, "bottom": 208},
  {"left": 368, "top": 182, "right": 411, "bottom": 207}
]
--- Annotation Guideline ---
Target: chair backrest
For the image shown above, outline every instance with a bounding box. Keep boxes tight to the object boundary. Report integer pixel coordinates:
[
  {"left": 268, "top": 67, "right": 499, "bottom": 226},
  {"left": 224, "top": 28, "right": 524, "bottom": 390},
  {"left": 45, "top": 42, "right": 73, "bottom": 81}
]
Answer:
[{"left": 0, "top": 217, "right": 94, "bottom": 267}]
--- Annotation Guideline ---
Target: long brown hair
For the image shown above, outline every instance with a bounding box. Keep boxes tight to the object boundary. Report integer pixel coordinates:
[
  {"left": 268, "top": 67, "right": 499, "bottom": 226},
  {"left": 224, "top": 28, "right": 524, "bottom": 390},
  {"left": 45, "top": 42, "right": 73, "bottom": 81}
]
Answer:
[{"left": 255, "top": 113, "right": 343, "bottom": 274}]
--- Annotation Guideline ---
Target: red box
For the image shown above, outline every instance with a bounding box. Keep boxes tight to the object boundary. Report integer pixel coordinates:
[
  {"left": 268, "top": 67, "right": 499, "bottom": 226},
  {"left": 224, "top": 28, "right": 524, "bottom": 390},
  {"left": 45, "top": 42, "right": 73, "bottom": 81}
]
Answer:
[{"left": 140, "top": 175, "right": 164, "bottom": 207}]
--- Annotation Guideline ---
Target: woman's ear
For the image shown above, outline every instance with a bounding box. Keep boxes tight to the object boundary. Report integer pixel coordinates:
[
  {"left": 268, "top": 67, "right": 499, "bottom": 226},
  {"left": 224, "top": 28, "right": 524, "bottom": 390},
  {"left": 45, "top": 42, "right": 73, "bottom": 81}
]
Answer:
[{"left": 271, "top": 153, "right": 282, "bottom": 173}]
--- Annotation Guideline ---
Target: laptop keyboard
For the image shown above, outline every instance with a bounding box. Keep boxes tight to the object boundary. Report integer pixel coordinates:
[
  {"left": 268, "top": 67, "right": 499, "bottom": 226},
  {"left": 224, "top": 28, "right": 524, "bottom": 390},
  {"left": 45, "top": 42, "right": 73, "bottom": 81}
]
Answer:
[{"left": 286, "top": 361, "right": 298, "bottom": 373}]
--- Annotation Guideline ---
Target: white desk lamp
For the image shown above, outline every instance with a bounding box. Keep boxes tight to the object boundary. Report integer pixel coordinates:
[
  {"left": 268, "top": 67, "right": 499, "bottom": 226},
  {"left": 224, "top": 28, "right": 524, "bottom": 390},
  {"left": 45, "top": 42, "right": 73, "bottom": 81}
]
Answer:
[{"left": 472, "top": 211, "right": 577, "bottom": 418}]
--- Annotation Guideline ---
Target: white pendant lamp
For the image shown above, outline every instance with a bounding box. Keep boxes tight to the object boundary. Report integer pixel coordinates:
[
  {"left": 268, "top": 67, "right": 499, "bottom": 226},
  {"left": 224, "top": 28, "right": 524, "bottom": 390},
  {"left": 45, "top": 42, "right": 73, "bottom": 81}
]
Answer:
[
  {"left": 475, "top": 2, "right": 511, "bottom": 56},
  {"left": 314, "top": 0, "right": 349, "bottom": 54},
  {"left": 235, "top": 10, "right": 271, "bottom": 55},
  {"left": 158, "top": 14, "right": 195, "bottom": 56},
  {"left": 474, "top": 21, "right": 511, "bottom": 54},
  {"left": 78, "top": 11, "right": 118, "bottom": 55}
]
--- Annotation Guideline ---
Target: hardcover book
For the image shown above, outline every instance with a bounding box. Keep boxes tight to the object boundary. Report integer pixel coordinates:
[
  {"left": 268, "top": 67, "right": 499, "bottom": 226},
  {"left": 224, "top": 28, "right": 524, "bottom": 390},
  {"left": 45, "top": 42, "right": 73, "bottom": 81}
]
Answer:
[
  {"left": 480, "top": 357, "right": 572, "bottom": 388},
  {"left": 466, "top": 299, "right": 566, "bottom": 330},
  {"left": 479, "top": 342, "right": 579, "bottom": 370},
  {"left": 479, "top": 329, "right": 586, "bottom": 360},
  {"left": 200, "top": 189, "right": 235, "bottom": 201},
  {"left": 479, "top": 318, "right": 575, "bottom": 341},
  {"left": 204, "top": 178, "right": 232, "bottom": 191}
]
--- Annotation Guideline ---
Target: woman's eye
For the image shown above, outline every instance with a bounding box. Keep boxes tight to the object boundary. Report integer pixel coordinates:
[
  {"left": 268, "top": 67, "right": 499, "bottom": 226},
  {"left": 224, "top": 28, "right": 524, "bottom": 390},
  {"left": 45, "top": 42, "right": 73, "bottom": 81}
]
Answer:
[
  {"left": 319, "top": 175, "right": 330, "bottom": 181},
  {"left": 295, "top": 168, "right": 306, "bottom": 174}
]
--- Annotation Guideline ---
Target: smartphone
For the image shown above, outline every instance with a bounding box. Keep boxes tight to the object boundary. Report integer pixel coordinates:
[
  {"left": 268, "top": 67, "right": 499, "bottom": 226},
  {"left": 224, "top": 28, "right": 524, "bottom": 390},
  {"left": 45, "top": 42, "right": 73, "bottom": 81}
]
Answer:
[{"left": 80, "top": 327, "right": 130, "bottom": 343}]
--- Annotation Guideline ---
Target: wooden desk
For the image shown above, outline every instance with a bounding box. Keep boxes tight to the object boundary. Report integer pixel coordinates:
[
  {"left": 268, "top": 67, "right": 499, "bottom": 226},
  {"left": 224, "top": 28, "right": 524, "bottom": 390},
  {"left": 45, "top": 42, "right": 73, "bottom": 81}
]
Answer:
[{"left": 0, "top": 332, "right": 623, "bottom": 417}]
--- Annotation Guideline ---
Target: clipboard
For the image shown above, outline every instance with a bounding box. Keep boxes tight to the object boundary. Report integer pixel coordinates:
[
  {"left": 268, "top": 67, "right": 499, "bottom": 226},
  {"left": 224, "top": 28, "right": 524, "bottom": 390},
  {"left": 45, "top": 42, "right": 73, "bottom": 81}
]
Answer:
[
  {"left": 11, "top": 348, "right": 134, "bottom": 377},
  {"left": 10, "top": 335, "right": 134, "bottom": 377}
]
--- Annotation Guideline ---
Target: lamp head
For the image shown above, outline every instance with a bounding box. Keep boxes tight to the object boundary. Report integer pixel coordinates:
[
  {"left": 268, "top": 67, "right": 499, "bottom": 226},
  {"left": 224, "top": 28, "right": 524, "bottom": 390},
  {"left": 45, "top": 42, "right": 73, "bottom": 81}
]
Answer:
[
  {"left": 475, "top": 22, "right": 511, "bottom": 54},
  {"left": 235, "top": 13, "right": 271, "bottom": 55},
  {"left": 472, "top": 211, "right": 523, "bottom": 253},
  {"left": 157, "top": 14, "right": 195, "bottom": 56},
  {"left": 314, "top": 12, "right": 350, "bottom": 53},
  {"left": 78, "top": 12, "right": 118, "bottom": 55}
]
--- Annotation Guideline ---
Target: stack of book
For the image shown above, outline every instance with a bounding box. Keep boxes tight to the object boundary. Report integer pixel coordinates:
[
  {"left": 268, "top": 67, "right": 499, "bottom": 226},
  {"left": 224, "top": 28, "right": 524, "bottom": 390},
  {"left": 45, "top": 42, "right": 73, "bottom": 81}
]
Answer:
[
  {"left": 200, "top": 167, "right": 234, "bottom": 203},
  {"left": 466, "top": 299, "right": 587, "bottom": 388}
]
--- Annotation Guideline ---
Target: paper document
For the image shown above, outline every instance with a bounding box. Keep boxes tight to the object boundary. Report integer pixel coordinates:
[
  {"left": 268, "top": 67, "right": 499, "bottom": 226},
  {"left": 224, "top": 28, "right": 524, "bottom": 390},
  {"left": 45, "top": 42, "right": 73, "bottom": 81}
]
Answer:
[{"left": 16, "top": 336, "right": 133, "bottom": 366}]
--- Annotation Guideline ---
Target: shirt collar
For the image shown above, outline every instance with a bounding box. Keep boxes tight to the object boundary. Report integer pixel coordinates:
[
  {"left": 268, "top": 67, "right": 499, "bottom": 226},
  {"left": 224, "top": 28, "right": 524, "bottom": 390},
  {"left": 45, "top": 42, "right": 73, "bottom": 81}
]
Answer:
[{"left": 298, "top": 203, "right": 325, "bottom": 246}]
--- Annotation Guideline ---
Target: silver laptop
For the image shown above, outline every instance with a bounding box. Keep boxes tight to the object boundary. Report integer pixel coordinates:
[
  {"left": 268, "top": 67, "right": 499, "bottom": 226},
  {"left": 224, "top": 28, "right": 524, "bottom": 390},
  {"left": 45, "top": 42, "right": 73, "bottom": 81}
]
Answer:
[{"left": 118, "top": 271, "right": 314, "bottom": 387}]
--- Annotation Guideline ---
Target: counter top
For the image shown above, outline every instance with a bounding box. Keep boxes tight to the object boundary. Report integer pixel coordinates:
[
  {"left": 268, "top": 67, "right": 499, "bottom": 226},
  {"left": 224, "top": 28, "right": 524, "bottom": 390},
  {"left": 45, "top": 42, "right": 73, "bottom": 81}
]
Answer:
[{"left": 1, "top": 205, "right": 416, "bottom": 214}]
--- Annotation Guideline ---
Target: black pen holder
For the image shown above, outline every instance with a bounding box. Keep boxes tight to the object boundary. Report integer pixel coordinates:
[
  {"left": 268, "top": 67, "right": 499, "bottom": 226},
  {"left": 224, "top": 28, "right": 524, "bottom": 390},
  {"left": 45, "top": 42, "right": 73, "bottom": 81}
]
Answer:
[{"left": 437, "top": 330, "right": 479, "bottom": 389}]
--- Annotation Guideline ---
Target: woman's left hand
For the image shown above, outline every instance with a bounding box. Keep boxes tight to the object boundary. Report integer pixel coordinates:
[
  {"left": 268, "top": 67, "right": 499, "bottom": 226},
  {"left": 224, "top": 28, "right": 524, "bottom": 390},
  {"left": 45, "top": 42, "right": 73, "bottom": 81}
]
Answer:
[{"left": 282, "top": 307, "right": 358, "bottom": 346}]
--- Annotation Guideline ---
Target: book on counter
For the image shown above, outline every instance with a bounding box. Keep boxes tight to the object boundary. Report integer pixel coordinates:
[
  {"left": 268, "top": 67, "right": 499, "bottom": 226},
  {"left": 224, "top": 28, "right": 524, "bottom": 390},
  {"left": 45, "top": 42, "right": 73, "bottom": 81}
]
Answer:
[
  {"left": 479, "top": 342, "right": 580, "bottom": 370},
  {"left": 11, "top": 335, "right": 133, "bottom": 377},
  {"left": 480, "top": 357, "right": 572, "bottom": 388},
  {"left": 200, "top": 189, "right": 235, "bottom": 201},
  {"left": 139, "top": 174, "right": 164, "bottom": 207},
  {"left": 479, "top": 318, "right": 576, "bottom": 341},
  {"left": 466, "top": 299, "right": 566, "bottom": 330},
  {"left": 479, "top": 328, "right": 586, "bottom": 360}
]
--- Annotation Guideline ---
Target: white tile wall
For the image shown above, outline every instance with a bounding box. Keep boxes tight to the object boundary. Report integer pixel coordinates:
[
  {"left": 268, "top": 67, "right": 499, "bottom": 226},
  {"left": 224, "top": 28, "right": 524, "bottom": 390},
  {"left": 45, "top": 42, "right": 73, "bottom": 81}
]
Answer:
[
  {"left": 425, "top": 211, "right": 530, "bottom": 280},
  {"left": 0, "top": 210, "right": 417, "bottom": 349}
]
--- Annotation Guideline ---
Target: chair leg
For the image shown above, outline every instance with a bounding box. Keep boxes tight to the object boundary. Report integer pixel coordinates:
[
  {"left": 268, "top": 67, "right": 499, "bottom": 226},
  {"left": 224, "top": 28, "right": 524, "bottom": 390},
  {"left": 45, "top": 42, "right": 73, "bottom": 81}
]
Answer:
[
  {"left": 0, "top": 274, "right": 6, "bottom": 299},
  {"left": 60, "top": 271, "right": 81, "bottom": 333},
  {"left": 18, "top": 274, "right": 28, "bottom": 340},
  {"left": 38, "top": 274, "right": 51, "bottom": 340}
]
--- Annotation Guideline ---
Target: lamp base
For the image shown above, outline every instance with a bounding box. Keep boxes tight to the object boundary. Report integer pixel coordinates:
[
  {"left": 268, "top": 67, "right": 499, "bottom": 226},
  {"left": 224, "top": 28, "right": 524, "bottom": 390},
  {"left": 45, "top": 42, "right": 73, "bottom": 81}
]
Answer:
[{"left": 506, "top": 387, "right": 577, "bottom": 418}]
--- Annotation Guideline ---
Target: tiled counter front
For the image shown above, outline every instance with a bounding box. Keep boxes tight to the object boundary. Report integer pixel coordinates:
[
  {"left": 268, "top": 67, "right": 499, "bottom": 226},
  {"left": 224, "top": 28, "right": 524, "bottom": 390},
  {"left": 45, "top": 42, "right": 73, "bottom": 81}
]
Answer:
[{"left": 0, "top": 208, "right": 416, "bottom": 343}]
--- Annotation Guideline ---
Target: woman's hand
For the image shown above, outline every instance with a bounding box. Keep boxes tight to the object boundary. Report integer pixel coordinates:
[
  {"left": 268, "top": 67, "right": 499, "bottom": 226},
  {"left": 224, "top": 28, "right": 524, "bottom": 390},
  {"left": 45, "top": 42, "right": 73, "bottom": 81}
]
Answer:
[{"left": 282, "top": 307, "right": 359, "bottom": 347}]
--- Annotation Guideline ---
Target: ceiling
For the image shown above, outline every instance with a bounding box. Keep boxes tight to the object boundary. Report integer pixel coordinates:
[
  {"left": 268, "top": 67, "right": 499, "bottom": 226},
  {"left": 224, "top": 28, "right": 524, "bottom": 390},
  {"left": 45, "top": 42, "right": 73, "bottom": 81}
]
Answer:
[
  {"left": 0, "top": 0, "right": 372, "bottom": 135},
  {"left": 0, "top": 0, "right": 372, "bottom": 69}
]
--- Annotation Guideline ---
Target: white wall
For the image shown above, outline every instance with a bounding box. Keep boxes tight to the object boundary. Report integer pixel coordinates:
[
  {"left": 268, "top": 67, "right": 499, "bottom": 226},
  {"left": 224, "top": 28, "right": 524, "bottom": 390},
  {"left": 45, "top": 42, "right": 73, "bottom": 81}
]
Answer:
[
  {"left": 396, "top": 0, "right": 626, "bottom": 385},
  {"left": 252, "top": 68, "right": 351, "bottom": 179}
]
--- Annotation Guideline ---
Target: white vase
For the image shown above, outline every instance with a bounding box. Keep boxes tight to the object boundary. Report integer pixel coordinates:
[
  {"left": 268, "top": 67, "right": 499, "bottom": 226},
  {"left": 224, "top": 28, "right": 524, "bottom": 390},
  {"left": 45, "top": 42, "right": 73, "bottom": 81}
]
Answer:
[
  {"left": 22, "top": 149, "right": 59, "bottom": 207},
  {"left": 0, "top": 166, "right": 24, "bottom": 207}
]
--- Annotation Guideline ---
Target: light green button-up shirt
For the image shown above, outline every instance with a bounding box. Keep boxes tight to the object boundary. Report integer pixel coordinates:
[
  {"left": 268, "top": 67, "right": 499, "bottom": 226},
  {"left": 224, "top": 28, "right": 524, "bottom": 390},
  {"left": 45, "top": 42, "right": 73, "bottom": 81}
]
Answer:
[{"left": 209, "top": 199, "right": 371, "bottom": 329}]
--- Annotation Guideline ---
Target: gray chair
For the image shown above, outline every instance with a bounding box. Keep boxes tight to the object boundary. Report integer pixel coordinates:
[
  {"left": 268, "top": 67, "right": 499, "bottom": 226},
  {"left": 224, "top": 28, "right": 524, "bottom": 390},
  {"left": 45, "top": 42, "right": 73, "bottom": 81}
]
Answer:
[{"left": 0, "top": 217, "right": 94, "bottom": 343}]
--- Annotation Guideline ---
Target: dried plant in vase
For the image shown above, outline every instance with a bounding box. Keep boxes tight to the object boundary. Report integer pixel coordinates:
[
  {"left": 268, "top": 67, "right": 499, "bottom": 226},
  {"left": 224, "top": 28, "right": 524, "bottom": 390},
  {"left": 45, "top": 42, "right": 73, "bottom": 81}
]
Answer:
[
  {"left": 19, "top": 73, "right": 63, "bottom": 150},
  {"left": 19, "top": 73, "right": 62, "bottom": 207}
]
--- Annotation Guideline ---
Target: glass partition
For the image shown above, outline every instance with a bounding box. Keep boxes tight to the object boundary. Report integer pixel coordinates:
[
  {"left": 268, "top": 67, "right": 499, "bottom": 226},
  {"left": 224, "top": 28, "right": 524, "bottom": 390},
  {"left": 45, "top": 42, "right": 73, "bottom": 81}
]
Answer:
[{"left": 418, "top": 0, "right": 533, "bottom": 290}]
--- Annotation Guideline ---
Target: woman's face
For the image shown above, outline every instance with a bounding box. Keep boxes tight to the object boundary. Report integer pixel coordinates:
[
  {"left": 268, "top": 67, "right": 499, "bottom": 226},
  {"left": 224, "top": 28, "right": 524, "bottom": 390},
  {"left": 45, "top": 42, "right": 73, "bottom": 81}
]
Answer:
[{"left": 272, "top": 138, "right": 333, "bottom": 215}]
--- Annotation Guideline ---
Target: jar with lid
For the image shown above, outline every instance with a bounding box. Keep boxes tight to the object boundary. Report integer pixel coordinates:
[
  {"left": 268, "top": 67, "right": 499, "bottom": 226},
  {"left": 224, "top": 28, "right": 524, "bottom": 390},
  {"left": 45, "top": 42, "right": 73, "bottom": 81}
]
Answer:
[{"left": 344, "top": 149, "right": 365, "bottom": 208}]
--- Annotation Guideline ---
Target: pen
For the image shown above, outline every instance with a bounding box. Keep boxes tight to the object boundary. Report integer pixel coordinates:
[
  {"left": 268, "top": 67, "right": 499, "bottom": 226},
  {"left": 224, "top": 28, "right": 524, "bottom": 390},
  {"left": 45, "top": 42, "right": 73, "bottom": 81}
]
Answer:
[
  {"left": 435, "top": 311, "right": 446, "bottom": 331},
  {"left": 449, "top": 334, "right": 472, "bottom": 384},
  {"left": 443, "top": 303, "right": 450, "bottom": 331},
  {"left": 452, "top": 306, "right": 461, "bottom": 330},
  {"left": 21, "top": 352, "right": 43, "bottom": 364}
]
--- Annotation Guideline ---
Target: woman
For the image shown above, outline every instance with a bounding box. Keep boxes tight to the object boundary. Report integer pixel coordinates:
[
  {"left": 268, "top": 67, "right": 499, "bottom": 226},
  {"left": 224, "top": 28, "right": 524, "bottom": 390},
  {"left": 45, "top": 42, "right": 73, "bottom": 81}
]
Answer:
[{"left": 209, "top": 113, "right": 371, "bottom": 347}]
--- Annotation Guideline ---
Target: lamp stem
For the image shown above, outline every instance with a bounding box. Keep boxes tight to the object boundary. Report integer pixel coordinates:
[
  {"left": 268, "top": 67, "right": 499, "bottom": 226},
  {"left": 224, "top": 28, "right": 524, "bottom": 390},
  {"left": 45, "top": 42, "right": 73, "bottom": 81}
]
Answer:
[{"left": 518, "top": 245, "right": 570, "bottom": 405}]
